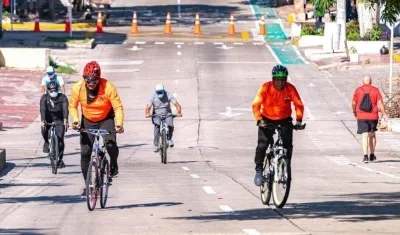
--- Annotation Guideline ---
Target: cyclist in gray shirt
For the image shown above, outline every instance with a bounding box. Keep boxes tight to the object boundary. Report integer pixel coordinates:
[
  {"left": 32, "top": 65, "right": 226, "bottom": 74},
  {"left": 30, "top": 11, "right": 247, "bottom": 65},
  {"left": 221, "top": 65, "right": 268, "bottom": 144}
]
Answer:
[{"left": 145, "top": 84, "right": 182, "bottom": 152}]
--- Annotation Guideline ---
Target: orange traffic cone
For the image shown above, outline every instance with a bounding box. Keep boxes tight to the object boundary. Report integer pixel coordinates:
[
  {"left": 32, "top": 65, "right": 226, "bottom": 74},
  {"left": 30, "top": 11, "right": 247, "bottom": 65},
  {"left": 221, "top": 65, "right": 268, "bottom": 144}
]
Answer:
[
  {"left": 164, "top": 12, "right": 172, "bottom": 34},
  {"left": 228, "top": 13, "right": 235, "bottom": 35},
  {"left": 34, "top": 10, "right": 40, "bottom": 32},
  {"left": 193, "top": 12, "right": 201, "bottom": 35},
  {"left": 131, "top": 11, "right": 139, "bottom": 34},
  {"left": 65, "top": 9, "right": 71, "bottom": 33},
  {"left": 96, "top": 11, "right": 103, "bottom": 33},
  {"left": 259, "top": 14, "right": 266, "bottom": 35}
]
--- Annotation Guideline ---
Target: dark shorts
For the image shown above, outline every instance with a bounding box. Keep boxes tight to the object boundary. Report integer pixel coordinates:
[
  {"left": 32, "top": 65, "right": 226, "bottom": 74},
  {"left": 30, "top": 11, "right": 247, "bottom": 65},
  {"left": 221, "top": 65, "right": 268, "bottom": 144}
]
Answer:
[{"left": 357, "top": 119, "right": 378, "bottom": 134}]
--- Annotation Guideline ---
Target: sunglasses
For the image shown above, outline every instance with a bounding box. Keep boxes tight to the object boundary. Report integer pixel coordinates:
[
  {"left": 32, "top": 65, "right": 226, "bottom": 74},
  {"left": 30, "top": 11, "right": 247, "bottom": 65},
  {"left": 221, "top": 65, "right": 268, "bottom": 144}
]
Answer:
[
  {"left": 48, "top": 89, "right": 57, "bottom": 93},
  {"left": 156, "top": 90, "right": 164, "bottom": 95},
  {"left": 84, "top": 76, "right": 98, "bottom": 85}
]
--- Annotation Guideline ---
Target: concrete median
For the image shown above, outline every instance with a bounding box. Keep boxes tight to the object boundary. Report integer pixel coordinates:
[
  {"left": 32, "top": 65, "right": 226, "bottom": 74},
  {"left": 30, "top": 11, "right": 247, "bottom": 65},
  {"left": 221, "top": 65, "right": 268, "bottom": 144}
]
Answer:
[
  {"left": 0, "top": 149, "right": 5, "bottom": 172},
  {"left": 0, "top": 48, "right": 49, "bottom": 70}
]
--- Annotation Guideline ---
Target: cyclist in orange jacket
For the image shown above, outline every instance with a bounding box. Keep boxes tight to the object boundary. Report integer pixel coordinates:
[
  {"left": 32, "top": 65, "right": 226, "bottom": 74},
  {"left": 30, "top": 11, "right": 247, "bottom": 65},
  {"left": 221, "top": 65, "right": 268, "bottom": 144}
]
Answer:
[
  {"left": 252, "top": 65, "right": 304, "bottom": 186},
  {"left": 69, "top": 61, "right": 124, "bottom": 198}
]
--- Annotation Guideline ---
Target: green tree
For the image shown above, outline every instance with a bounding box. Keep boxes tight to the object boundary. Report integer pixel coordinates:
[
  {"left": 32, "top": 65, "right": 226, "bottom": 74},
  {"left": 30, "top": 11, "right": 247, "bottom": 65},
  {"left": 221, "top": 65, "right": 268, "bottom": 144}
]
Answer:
[{"left": 366, "top": 0, "right": 400, "bottom": 24}]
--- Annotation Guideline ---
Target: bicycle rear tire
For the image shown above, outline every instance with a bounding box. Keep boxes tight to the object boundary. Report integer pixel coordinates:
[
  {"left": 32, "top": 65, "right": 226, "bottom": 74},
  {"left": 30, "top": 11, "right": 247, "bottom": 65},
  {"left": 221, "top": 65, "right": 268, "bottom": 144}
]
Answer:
[
  {"left": 49, "top": 133, "right": 58, "bottom": 174},
  {"left": 100, "top": 159, "right": 110, "bottom": 208},
  {"left": 162, "top": 130, "right": 168, "bottom": 164},
  {"left": 260, "top": 155, "right": 272, "bottom": 205},
  {"left": 272, "top": 156, "right": 291, "bottom": 208},
  {"left": 86, "top": 160, "right": 99, "bottom": 211}
]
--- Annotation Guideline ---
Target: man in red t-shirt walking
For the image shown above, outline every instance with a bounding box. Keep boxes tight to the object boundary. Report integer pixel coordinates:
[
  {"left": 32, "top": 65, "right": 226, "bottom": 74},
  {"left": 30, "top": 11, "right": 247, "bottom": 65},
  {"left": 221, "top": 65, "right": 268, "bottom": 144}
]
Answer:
[{"left": 352, "top": 76, "right": 388, "bottom": 163}]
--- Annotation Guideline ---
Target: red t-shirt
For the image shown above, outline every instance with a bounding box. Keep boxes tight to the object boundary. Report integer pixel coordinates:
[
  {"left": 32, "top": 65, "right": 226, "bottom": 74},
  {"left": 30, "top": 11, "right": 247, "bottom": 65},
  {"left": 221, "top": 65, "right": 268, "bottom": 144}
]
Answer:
[{"left": 352, "top": 85, "right": 382, "bottom": 120}]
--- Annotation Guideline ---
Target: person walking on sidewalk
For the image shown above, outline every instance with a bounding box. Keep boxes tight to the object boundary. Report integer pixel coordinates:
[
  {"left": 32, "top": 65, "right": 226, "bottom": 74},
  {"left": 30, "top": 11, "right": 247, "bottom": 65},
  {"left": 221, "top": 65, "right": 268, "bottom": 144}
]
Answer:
[{"left": 352, "top": 75, "right": 388, "bottom": 163}]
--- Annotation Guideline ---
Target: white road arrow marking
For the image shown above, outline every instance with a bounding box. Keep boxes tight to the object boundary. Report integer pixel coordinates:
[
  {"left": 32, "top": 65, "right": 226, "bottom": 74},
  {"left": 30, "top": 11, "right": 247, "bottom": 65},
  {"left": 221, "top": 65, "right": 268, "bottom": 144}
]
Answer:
[
  {"left": 219, "top": 106, "right": 242, "bottom": 117},
  {"left": 217, "top": 44, "right": 233, "bottom": 50},
  {"left": 127, "top": 45, "right": 143, "bottom": 51}
]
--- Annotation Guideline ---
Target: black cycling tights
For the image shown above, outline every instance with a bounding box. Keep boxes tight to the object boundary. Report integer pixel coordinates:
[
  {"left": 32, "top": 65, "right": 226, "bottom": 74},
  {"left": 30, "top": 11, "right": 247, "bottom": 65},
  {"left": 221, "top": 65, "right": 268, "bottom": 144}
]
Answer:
[{"left": 80, "top": 116, "right": 119, "bottom": 182}]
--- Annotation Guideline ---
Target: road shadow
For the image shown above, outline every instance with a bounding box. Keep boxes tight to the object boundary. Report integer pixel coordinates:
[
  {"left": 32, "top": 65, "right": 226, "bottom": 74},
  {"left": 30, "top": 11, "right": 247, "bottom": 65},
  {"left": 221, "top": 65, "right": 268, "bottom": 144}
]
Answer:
[
  {"left": 168, "top": 160, "right": 211, "bottom": 164},
  {"left": 104, "top": 201, "right": 183, "bottom": 210},
  {"left": 0, "top": 195, "right": 83, "bottom": 204},
  {"left": 0, "top": 182, "right": 64, "bottom": 189},
  {"left": 7, "top": 156, "right": 48, "bottom": 161},
  {"left": 0, "top": 162, "right": 16, "bottom": 178},
  {"left": 0, "top": 30, "right": 128, "bottom": 49},
  {"left": 0, "top": 228, "right": 50, "bottom": 235},
  {"left": 164, "top": 192, "right": 400, "bottom": 222}
]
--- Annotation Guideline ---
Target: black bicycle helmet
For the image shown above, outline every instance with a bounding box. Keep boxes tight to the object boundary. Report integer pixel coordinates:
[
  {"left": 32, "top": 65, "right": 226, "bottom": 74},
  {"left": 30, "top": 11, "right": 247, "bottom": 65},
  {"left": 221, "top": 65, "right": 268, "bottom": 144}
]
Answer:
[
  {"left": 271, "top": 64, "right": 289, "bottom": 78},
  {"left": 46, "top": 81, "right": 59, "bottom": 90}
]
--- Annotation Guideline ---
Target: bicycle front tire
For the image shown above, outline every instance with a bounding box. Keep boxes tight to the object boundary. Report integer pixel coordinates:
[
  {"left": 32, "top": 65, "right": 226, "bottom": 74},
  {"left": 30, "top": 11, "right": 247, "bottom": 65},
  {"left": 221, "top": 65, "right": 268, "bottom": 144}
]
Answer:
[
  {"left": 162, "top": 129, "right": 168, "bottom": 164},
  {"left": 272, "top": 156, "right": 291, "bottom": 208},
  {"left": 86, "top": 160, "right": 99, "bottom": 211},
  {"left": 260, "top": 155, "right": 272, "bottom": 205}
]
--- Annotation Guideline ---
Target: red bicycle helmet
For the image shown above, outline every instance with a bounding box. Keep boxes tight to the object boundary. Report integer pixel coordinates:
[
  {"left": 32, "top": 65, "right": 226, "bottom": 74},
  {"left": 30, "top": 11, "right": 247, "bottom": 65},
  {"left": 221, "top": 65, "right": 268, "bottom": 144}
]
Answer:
[{"left": 83, "top": 61, "right": 101, "bottom": 80}]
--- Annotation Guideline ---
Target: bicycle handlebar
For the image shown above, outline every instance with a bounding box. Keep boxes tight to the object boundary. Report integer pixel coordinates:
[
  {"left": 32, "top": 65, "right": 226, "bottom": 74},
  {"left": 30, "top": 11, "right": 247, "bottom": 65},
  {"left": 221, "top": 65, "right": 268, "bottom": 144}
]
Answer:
[
  {"left": 45, "top": 122, "right": 66, "bottom": 126},
  {"left": 260, "top": 122, "right": 306, "bottom": 131},
  {"left": 149, "top": 114, "right": 179, "bottom": 118},
  {"left": 78, "top": 128, "right": 119, "bottom": 136}
]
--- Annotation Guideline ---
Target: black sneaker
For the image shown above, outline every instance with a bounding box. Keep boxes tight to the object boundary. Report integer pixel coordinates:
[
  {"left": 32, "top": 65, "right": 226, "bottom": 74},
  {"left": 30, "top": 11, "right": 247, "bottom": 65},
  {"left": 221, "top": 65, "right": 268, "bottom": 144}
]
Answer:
[
  {"left": 43, "top": 143, "right": 50, "bottom": 153},
  {"left": 110, "top": 164, "right": 119, "bottom": 178},
  {"left": 57, "top": 159, "right": 65, "bottom": 168},
  {"left": 370, "top": 154, "right": 377, "bottom": 162},
  {"left": 80, "top": 188, "right": 86, "bottom": 199},
  {"left": 363, "top": 155, "right": 369, "bottom": 163}
]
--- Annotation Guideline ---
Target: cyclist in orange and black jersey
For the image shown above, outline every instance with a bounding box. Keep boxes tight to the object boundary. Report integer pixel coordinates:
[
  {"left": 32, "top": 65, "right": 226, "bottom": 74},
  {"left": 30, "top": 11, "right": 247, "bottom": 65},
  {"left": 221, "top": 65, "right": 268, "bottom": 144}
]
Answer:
[{"left": 251, "top": 65, "right": 304, "bottom": 186}]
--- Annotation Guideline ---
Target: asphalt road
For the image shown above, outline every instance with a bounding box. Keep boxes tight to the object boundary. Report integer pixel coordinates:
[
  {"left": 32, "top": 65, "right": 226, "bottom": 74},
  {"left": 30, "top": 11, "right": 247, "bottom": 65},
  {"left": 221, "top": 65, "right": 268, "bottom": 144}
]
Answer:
[{"left": 0, "top": 0, "right": 400, "bottom": 234}]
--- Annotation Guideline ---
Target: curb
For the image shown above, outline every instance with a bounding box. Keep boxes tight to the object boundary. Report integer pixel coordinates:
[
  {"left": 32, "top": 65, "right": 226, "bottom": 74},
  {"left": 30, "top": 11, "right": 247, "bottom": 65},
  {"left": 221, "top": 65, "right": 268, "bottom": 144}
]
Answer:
[
  {"left": 0, "top": 149, "right": 5, "bottom": 172},
  {"left": 2, "top": 23, "right": 96, "bottom": 30}
]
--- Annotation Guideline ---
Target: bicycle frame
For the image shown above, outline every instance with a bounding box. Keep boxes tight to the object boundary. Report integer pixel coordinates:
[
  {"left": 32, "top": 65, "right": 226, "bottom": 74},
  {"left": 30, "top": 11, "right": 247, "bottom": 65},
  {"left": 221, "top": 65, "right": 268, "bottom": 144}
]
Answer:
[{"left": 267, "top": 125, "right": 287, "bottom": 182}]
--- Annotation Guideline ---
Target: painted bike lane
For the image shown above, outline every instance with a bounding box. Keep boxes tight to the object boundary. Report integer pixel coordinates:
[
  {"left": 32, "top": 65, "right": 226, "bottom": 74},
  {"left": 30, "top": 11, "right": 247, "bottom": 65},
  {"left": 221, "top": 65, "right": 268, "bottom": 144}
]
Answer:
[{"left": 249, "top": 0, "right": 306, "bottom": 65}]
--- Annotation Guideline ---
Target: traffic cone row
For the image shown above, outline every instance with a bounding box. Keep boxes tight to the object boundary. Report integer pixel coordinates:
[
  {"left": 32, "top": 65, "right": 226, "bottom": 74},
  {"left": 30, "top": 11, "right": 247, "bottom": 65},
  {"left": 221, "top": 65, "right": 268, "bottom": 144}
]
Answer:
[{"left": 129, "top": 12, "right": 239, "bottom": 36}]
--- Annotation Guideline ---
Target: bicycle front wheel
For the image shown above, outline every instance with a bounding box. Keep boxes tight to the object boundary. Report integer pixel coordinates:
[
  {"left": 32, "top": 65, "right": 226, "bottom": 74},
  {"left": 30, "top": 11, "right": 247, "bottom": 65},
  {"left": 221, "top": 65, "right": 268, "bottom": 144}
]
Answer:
[
  {"left": 272, "top": 156, "right": 291, "bottom": 208},
  {"left": 86, "top": 160, "right": 99, "bottom": 211},
  {"left": 260, "top": 155, "right": 272, "bottom": 205},
  {"left": 162, "top": 129, "right": 168, "bottom": 164},
  {"left": 100, "top": 159, "right": 110, "bottom": 208}
]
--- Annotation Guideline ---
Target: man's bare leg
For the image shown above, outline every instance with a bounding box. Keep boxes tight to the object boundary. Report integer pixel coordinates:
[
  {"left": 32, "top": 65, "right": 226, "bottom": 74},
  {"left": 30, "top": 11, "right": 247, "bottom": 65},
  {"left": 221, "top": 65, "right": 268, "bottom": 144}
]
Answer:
[
  {"left": 362, "top": 132, "right": 369, "bottom": 163},
  {"left": 368, "top": 132, "right": 377, "bottom": 161}
]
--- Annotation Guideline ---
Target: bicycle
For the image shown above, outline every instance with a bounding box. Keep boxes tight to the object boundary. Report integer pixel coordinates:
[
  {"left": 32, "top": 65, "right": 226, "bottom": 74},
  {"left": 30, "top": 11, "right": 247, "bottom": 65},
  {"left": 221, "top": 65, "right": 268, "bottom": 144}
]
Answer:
[
  {"left": 78, "top": 128, "right": 118, "bottom": 211},
  {"left": 45, "top": 122, "right": 65, "bottom": 174},
  {"left": 260, "top": 122, "right": 306, "bottom": 208},
  {"left": 152, "top": 114, "right": 177, "bottom": 164}
]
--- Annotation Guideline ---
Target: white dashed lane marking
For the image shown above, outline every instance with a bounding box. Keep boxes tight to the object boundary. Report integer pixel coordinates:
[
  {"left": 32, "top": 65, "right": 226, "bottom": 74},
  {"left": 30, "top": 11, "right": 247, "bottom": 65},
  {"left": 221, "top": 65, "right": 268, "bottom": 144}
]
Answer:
[
  {"left": 325, "top": 155, "right": 351, "bottom": 165},
  {"left": 203, "top": 186, "right": 216, "bottom": 194},
  {"left": 190, "top": 174, "right": 200, "bottom": 178},
  {"left": 243, "top": 229, "right": 261, "bottom": 235},
  {"left": 219, "top": 205, "right": 234, "bottom": 213},
  {"left": 181, "top": 167, "right": 190, "bottom": 171}
]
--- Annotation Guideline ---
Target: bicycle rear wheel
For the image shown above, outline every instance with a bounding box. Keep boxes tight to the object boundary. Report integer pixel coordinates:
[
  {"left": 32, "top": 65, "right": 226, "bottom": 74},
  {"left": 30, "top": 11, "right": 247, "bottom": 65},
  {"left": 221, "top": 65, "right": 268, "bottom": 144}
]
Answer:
[
  {"left": 100, "top": 159, "right": 110, "bottom": 208},
  {"left": 162, "top": 129, "right": 168, "bottom": 164},
  {"left": 260, "top": 154, "right": 272, "bottom": 205},
  {"left": 272, "top": 156, "right": 291, "bottom": 208},
  {"left": 86, "top": 160, "right": 99, "bottom": 211}
]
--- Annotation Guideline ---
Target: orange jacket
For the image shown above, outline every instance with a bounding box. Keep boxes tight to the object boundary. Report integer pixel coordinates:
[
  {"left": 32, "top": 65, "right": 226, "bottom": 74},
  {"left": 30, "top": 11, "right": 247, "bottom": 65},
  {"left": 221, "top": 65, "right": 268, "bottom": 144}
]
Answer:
[
  {"left": 69, "top": 78, "right": 124, "bottom": 126},
  {"left": 252, "top": 81, "right": 304, "bottom": 121}
]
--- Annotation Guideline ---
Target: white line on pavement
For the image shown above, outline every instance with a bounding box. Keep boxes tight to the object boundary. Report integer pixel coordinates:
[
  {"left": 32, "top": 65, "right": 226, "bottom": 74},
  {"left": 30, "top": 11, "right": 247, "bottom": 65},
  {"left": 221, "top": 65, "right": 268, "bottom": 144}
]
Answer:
[
  {"left": 98, "top": 60, "right": 143, "bottom": 65},
  {"left": 203, "top": 186, "right": 216, "bottom": 194},
  {"left": 102, "top": 69, "right": 140, "bottom": 73},
  {"left": 190, "top": 174, "right": 200, "bottom": 178},
  {"left": 135, "top": 41, "right": 146, "bottom": 44},
  {"left": 175, "top": 42, "right": 184, "bottom": 45},
  {"left": 219, "top": 205, "right": 234, "bottom": 213},
  {"left": 155, "top": 42, "right": 165, "bottom": 44},
  {"left": 197, "top": 61, "right": 276, "bottom": 64},
  {"left": 177, "top": 51, "right": 182, "bottom": 55},
  {"left": 242, "top": 229, "right": 261, "bottom": 235},
  {"left": 182, "top": 167, "right": 190, "bottom": 171},
  {"left": 350, "top": 163, "right": 400, "bottom": 180},
  {"left": 194, "top": 42, "right": 204, "bottom": 45}
]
